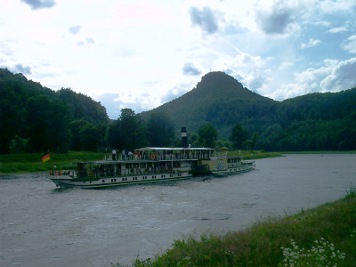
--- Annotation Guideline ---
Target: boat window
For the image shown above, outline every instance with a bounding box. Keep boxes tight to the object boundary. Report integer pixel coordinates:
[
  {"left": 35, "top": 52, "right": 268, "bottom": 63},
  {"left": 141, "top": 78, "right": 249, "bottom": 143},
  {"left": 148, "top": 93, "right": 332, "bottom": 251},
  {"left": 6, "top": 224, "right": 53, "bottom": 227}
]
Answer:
[{"left": 102, "top": 180, "right": 105, "bottom": 183}]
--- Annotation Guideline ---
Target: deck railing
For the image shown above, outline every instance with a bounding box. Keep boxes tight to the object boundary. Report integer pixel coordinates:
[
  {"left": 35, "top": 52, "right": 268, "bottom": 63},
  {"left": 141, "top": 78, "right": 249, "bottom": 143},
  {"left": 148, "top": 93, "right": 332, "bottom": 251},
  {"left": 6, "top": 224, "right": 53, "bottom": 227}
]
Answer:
[{"left": 105, "top": 152, "right": 214, "bottom": 161}]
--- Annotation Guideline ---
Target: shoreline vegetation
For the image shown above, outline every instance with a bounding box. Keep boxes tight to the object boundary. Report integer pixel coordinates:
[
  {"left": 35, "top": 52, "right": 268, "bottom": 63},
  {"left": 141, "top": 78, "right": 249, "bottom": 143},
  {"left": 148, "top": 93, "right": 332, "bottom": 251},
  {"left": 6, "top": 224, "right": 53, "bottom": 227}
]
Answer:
[
  {"left": 1, "top": 150, "right": 355, "bottom": 174},
  {"left": 114, "top": 189, "right": 356, "bottom": 267},
  {"left": 0, "top": 150, "right": 281, "bottom": 174}
]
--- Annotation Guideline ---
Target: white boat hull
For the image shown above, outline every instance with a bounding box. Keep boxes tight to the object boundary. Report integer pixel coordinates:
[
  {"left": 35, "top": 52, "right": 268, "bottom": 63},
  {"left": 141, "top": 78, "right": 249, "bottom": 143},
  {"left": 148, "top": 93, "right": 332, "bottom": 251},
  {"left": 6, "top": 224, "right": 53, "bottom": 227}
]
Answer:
[{"left": 50, "top": 171, "right": 192, "bottom": 189}]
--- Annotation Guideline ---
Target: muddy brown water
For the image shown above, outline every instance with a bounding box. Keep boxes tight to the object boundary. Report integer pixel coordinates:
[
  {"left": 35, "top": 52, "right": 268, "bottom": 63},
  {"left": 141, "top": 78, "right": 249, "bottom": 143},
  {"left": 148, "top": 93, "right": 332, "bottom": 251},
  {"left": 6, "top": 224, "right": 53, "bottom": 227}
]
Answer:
[{"left": 1, "top": 154, "right": 355, "bottom": 266}]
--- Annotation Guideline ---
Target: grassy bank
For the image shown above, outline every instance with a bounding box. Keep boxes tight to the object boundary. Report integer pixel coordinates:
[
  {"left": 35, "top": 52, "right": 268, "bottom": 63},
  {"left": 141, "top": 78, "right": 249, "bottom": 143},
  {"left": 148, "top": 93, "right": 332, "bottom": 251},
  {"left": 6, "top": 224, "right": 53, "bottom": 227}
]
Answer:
[
  {"left": 115, "top": 189, "right": 356, "bottom": 267},
  {"left": 228, "top": 150, "right": 281, "bottom": 160},
  {"left": 0, "top": 152, "right": 104, "bottom": 173},
  {"left": 282, "top": 150, "right": 356, "bottom": 155},
  {"left": 0, "top": 150, "right": 280, "bottom": 174}
]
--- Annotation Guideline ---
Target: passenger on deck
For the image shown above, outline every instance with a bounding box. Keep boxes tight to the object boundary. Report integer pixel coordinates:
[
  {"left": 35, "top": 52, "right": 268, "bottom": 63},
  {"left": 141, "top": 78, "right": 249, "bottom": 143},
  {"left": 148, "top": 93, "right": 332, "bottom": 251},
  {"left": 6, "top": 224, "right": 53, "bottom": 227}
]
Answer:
[
  {"left": 128, "top": 151, "right": 133, "bottom": 160},
  {"left": 112, "top": 149, "right": 117, "bottom": 160}
]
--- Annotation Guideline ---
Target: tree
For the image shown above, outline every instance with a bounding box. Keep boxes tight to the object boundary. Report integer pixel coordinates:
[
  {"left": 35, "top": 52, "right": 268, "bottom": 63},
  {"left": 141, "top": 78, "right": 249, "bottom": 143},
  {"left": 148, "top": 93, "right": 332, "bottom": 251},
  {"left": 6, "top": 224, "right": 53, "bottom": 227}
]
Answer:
[
  {"left": 198, "top": 123, "right": 218, "bottom": 148},
  {"left": 147, "top": 112, "right": 175, "bottom": 147},
  {"left": 46, "top": 99, "right": 71, "bottom": 152},
  {"left": 57, "top": 88, "right": 109, "bottom": 124},
  {"left": 0, "top": 99, "right": 24, "bottom": 153},
  {"left": 9, "top": 136, "right": 29, "bottom": 153},
  {"left": 107, "top": 108, "right": 148, "bottom": 151},
  {"left": 70, "top": 119, "right": 105, "bottom": 151},
  {"left": 230, "top": 124, "right": 248, "bottom": 149},
  {"left": 244, "top": 133, "right": 258, "bottom": 152},
  {"left": 25, "top": 95, "right": 70, "bottom": 152},
  {"left": 189, "top": 133, "right": 199, "bottom": 147}
]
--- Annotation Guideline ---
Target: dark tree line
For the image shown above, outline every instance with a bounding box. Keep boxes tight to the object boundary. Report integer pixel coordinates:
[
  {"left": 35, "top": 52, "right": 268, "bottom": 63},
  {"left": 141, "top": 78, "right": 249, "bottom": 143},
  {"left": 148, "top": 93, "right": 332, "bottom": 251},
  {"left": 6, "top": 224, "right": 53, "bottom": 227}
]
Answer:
[
  {"left": 1, "top": 68, "right": 355, "bottom": 153},
  {"left": 0, "top": 66, "right": 222, "bottom": 153},
  {"left": 0, "top": 68, "right": 109, "bottom": 153}
]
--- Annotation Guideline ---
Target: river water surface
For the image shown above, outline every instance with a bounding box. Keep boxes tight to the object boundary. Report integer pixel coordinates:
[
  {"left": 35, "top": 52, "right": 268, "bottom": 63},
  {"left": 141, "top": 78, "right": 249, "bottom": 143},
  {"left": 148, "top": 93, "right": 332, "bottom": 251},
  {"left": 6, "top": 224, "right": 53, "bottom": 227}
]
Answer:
[{"left": 1, "top": 154, "right": 355, "bottom": 266}]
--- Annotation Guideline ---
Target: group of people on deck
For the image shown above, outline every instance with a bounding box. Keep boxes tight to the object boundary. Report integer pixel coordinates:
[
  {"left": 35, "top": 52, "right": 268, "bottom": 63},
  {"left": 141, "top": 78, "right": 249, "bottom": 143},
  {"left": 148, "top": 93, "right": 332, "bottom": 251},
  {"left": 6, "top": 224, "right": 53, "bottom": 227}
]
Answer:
[{"left": 111, "top": 149, "right": 134, "bottom": 160}]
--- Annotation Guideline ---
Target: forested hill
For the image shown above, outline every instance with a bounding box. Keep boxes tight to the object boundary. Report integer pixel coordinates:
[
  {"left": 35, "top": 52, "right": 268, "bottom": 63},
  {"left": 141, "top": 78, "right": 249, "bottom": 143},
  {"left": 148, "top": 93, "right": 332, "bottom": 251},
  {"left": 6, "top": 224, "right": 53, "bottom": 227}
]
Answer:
[
  {"left": 140, "top": 72, "right": 276, "bottom": 136},
  {"left": 141, "top": 71, "right": 356, "bottom": 150},
  {"left": 0, "top": 68, "right": 109, "bottom": 153},
  {"left": 1, "top": 68, "right": 355, "bottom": 153},
  {"left": 272, "top": 89, "right": 355, "bottom": 150}
]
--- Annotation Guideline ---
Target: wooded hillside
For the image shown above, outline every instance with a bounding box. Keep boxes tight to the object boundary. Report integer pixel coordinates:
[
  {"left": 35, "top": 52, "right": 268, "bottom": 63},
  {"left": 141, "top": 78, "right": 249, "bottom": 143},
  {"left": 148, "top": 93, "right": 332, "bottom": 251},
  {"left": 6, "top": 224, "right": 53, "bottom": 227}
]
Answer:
[
  {"left": 141, "top": 72, "right": 276, "bottom": 137},
  {"left": 141, "top": 72, "right": 356, "bottom": 151},
  {"left": 1, "top": 68, "right": 355, "bottom": 153},
  {"left": 0, "top": 68, "right": 109, "bottom": 153}
]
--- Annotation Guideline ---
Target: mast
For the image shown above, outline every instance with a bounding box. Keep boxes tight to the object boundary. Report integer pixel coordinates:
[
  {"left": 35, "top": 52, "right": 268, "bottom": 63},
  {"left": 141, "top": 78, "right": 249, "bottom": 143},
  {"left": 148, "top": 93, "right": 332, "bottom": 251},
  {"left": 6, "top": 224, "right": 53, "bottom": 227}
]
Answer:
[{"left": 181, "top": 127, "right": 188, "bottom": 148}]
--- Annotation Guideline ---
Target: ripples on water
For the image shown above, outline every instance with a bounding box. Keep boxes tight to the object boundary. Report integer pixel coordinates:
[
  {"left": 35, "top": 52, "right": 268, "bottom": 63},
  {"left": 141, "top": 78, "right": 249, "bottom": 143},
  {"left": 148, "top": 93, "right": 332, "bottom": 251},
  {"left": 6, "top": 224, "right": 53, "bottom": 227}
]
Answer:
[{"left": 0, "top": 154, "right": 355, "bottom": 267}]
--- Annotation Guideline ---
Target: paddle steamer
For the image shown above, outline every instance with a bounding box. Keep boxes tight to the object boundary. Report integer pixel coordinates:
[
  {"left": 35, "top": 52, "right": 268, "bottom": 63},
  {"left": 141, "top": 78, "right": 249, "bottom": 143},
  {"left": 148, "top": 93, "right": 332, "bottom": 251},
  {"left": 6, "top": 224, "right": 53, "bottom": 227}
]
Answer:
[{"left": 49, "top": 128, "right": 255, "bottom": 189}]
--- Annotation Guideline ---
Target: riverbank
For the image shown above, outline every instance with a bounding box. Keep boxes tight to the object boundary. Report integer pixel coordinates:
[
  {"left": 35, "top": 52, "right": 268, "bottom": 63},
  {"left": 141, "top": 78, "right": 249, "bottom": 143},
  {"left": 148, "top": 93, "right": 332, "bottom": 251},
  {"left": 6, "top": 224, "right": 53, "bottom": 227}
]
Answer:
[
  {"left": 0, "top": 152, "right": 104, "bottom": 174},
  {"left": 282, "top": 150, "right": 356, "bottom": 155},
  {"left": 0, "top": 150, "right": 281, "bottom": 174},
  {"left": 115, "top": 189, "right": 356, "bottom": 267}
]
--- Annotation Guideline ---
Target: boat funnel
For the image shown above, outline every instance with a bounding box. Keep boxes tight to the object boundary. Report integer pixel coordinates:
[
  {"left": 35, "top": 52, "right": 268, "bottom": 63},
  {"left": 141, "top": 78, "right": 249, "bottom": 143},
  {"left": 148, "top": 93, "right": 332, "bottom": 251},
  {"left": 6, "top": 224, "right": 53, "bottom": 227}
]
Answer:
[{"left": 181, "top": 127, "right": 188, "bottom": 148}]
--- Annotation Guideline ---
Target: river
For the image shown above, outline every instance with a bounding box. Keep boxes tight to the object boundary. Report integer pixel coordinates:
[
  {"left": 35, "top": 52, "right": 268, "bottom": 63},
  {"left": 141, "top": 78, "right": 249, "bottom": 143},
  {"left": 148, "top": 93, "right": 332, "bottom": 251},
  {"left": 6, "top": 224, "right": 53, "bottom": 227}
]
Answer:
[{"left": 0, "top": 154, "right": 355, "bottom": 266}]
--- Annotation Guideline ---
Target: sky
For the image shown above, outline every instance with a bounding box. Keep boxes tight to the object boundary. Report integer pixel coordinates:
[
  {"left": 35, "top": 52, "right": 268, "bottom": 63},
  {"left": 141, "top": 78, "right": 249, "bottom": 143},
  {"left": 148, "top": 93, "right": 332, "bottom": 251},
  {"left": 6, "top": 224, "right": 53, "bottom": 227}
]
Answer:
[{"left": 1, "top": 0, "right": 356, "bottom": 119}]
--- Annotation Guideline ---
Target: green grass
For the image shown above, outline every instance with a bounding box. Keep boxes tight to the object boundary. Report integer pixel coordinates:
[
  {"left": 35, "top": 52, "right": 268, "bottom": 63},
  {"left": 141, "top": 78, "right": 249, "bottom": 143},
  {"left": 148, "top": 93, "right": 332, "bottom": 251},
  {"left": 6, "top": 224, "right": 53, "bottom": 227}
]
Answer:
[
  {"left": 228, "top": 150, "right": 282, "bottom": 160},
  {"left": 113, "top": 189, "right": 356, "bottom": 267},
  {"left": 0, "top": 150, "right": 281, "bottom": 174},
  {"left": 0, "top": 151, "right": 105, "bottom": 173},
  {"left": 282, "top": 150, "right": 356, "bottom": 155}
]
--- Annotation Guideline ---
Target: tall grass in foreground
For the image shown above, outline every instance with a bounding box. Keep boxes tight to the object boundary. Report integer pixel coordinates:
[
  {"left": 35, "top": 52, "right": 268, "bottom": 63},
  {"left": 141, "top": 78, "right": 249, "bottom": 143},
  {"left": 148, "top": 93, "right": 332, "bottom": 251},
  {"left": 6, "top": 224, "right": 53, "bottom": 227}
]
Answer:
[{"left": 113, "top": 189, "right": 356, "bottom": 267}]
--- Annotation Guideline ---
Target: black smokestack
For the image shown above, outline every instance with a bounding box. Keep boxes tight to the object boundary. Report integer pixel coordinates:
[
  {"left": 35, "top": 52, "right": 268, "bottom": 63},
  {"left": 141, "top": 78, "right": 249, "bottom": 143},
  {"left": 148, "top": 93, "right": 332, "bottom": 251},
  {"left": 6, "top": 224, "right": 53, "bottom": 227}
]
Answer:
[{"left": 181, "top": 127, "right": 188, "bottom": 148}]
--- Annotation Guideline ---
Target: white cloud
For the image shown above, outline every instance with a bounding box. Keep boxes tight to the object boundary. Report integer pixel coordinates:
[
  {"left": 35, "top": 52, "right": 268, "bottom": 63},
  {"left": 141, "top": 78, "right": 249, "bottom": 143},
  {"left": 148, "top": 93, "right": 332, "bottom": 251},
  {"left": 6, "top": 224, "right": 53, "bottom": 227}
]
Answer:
[
  {"left": 341, "top": 35, "right": 356, "bottom": 53},
  {"left": 1, "top": 0, "right": 356, "bottom": 118},
  {"left": 271, "top": 57, "right": 356, "bottom": 99},
  {"left": 161, "top": 81, "right": 196, "bottom": 104},
  {"left": 255, "top": 1, "right": 298, "bottom": 35},
  {"left": 328, "top": 26, "right": 348, "bottom": 33},
  {"left": 320, "top": 57, "right": 356, "bottom": 90},
  {"left": 189, "top": 6, "right": 220, "bottom": 34},
  {"left": 68, "top": 25, "right": 81, "bottom": 34},
  {"left": 182, "top": 62, "right": 202, "bottom": 76},
  {"left": 20, "top": 0, "right": 56, "bottom": 10},
  {"left": 10, "top": 64, "right": 32, "bottom": 75},
  {"left": 217, "top": 53, "right": 272, "bottom": 92},
  {"left": 301, "top": 38, "right": 321, "bottom": 49}
]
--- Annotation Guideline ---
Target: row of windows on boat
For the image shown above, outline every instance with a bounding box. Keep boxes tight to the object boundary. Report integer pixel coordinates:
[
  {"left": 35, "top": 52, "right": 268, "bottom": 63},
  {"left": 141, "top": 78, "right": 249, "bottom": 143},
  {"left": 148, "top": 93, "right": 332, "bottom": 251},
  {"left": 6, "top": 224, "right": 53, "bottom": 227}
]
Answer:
[
  {"left": 110, "top": 152, "right": 214, "bottom": 161},
  {"left": 77, "top": 166, "right": 187, "bottom": 177},
  {"left": 98, "top": 173, "right": 184, "bottom": 183}
]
